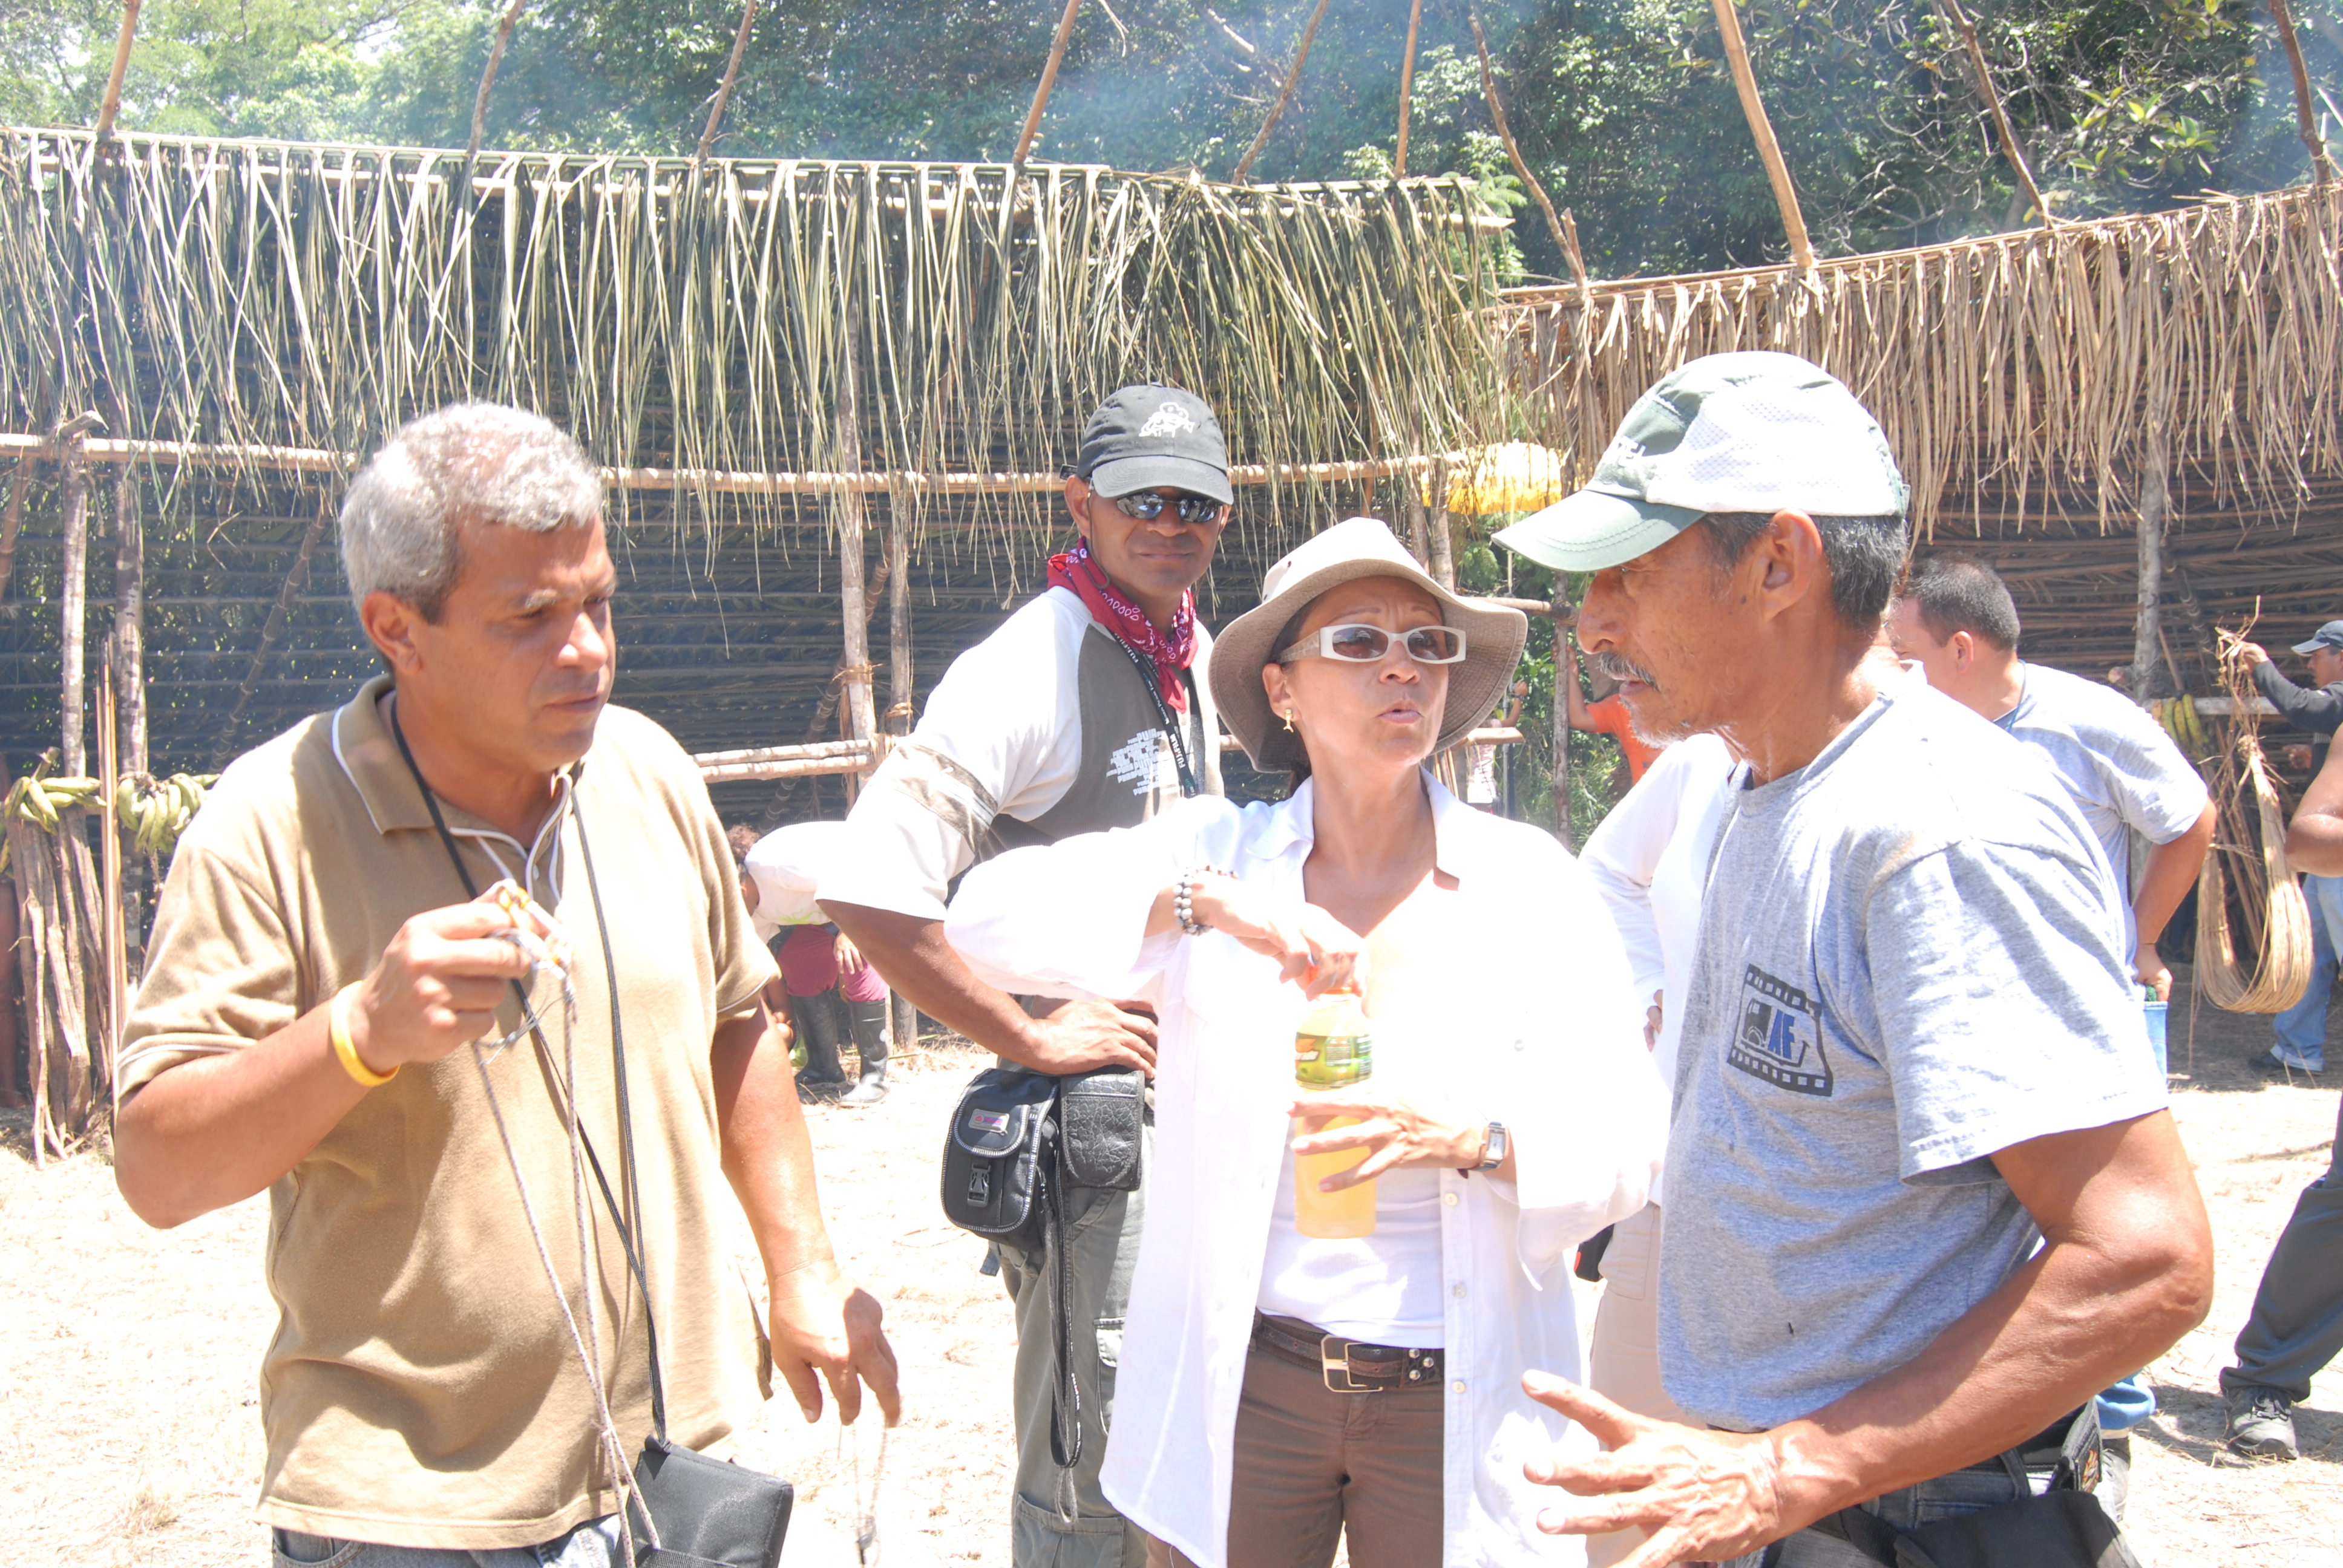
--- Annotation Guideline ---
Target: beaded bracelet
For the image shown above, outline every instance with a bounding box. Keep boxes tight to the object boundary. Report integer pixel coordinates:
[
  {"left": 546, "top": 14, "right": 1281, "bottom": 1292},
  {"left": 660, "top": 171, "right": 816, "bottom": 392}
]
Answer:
[{"left": 1175, "top": 866, "right": 1221, "bottom": 936}]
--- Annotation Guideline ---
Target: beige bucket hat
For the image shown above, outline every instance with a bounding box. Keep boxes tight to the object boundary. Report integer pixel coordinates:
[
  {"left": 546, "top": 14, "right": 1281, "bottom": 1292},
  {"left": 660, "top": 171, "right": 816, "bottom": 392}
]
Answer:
[{"left": 1210, "top": 515, "right": 1529, "bottom": 772}]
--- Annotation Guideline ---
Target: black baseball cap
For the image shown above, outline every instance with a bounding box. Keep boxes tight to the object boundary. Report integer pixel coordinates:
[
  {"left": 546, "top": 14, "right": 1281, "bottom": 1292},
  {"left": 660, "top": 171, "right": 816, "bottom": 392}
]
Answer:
[{"left": 1075, "top": 385, "right": 1233, "bottom": 505}]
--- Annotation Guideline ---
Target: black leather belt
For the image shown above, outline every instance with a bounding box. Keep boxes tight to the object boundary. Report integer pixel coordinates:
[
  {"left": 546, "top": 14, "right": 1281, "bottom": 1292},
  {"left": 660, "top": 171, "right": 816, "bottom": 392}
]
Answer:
[{"left": 1251, "top": 1312, "right": 1443, "bottom": 1394}]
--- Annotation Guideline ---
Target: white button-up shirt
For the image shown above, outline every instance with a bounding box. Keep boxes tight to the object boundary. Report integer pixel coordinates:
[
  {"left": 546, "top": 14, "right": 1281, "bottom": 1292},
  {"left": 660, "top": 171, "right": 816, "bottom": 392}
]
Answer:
[{"left": 946, "top": 777, "right": 1666, "bottom": 1568}]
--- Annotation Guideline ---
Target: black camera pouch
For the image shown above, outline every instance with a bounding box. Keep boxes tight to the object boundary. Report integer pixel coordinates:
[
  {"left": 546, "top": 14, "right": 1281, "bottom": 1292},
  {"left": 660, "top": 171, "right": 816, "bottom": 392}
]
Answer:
[
  {"left": 1055, "top": 1067, "right": 1147, "bottom": 1191},
  {"left": 940, "top": 1068, "right": 1058, "bottom": 1249}
]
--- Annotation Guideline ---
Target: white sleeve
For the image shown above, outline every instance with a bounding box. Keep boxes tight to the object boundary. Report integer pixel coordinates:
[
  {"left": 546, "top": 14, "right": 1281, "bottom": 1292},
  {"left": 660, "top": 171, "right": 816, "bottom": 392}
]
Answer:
[
  {"left": 945, "top": 797, "right": 1239, "bottom": 1000},
  {"left": 1495, "top": 841, "right": 1668, "bottom": 1279},
  {"left": 1580, "top": 745, "right": 1704, "bottom": 1004},
  {"left": 818, "top": 598, "right": 1082, "bottom": 921},
  {"left": 2092, "top": 702, "right": 2211, "bottom": 846}
]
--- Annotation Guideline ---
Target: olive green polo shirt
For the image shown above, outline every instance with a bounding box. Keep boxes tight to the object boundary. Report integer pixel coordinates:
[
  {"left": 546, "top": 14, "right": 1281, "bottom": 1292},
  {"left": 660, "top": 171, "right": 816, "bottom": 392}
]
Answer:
[{"left": 122, "top": 675, "right": 778, "bottom": 1550}]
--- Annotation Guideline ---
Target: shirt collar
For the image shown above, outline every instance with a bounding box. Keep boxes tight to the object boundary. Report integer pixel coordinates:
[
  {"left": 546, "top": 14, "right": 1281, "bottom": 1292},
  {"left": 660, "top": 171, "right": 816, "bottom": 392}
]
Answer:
[
  {"left": 331, "top": 673, "right": 436, "bottom": 836},
  {"left": 1248, "top": 770, "right": 1480, "bottom": 884}
]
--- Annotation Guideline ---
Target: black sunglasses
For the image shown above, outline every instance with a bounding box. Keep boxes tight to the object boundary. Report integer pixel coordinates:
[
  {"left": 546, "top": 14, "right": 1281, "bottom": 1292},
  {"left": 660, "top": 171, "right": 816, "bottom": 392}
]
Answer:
[{"left": 1096, "top": 488, "right": 1226, "bottom": 525}]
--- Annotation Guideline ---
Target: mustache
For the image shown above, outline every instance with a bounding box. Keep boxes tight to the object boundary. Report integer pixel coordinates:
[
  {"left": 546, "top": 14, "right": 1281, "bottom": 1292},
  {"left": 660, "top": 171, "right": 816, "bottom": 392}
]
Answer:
[{"left": 1591, "top": 651, "right": 1659, "bottom": 688}]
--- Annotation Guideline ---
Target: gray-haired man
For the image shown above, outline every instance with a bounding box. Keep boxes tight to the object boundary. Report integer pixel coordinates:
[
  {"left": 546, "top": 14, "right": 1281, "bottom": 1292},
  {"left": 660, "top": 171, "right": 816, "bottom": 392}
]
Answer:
[
  {"left": 114, "top": 403, "right": 898, "bottom": 1564},
  {"left": 1495, "top": 353, "right": 2212, "bottom": 1567}
]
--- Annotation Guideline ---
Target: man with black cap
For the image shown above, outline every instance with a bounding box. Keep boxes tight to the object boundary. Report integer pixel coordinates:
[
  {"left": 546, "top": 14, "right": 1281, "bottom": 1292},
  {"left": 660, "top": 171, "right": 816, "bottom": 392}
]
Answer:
[
  {"left": 2238, "top": 621, "right": 2343, "bottom": 736},
  {"left": 2238, "top": 624, "right": 2343, "bottom": 1076},
  {"left": 822, "top": 384, "right": 1231, "bottom": 1567},
  {"left": 1492, "top": 351, "right": 2212, "bottom": 1567}
]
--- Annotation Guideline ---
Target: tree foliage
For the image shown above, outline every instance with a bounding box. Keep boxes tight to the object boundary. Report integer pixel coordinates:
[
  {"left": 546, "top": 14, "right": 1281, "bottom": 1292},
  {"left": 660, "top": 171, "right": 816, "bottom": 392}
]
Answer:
[{"left": 1, "top": 0, "right": 2332, "bottom": 277}]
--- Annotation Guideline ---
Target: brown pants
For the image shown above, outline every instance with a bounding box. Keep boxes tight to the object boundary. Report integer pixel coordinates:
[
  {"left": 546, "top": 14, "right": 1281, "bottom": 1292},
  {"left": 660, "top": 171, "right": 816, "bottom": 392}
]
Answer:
[{"left": 1147, "top": 1331, "right": 1443, "bottom": 1568}]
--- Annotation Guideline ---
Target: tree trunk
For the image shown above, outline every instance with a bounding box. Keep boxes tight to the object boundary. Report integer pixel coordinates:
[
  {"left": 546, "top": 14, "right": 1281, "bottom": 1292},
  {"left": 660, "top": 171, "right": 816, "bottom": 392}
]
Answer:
[
  {"left": 2132, "top": 400, "right": 2172, "bottom": 705},
  {"left": 836, "top": 320, "right": 878, "bottom": 791},
  {"left": 886, "top": 500, "right": 912, "bottom": 736},
  {"left": 1430, "top": 509, "right": 1456, "bottom": 591}
]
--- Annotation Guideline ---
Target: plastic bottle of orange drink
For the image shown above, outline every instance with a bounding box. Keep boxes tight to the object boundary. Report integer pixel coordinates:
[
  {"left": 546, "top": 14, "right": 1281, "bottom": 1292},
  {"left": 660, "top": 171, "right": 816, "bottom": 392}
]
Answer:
[{"left": 1293, "top": 981, "right": 1375, "bottom": 1240}]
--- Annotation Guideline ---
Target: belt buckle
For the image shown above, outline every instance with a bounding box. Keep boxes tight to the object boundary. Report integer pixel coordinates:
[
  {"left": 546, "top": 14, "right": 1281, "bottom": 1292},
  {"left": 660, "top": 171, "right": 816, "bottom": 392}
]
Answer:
[{"left": 1320, "top": 1336, "right": 1378, "bottom": 1394}]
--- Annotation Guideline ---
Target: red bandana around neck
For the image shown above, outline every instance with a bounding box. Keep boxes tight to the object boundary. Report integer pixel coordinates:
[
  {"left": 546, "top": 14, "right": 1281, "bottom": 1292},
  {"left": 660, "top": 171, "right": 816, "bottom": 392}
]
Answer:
[{"left": 1046, "top": 540, "right": 1196, "bottom": 713}]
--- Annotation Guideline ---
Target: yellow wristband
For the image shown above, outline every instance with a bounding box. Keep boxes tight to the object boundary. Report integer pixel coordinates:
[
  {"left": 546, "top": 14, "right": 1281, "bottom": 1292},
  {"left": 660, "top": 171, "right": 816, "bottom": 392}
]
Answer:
[{"left": 329, "top": 984, "right": 397, "bottom": 1088}]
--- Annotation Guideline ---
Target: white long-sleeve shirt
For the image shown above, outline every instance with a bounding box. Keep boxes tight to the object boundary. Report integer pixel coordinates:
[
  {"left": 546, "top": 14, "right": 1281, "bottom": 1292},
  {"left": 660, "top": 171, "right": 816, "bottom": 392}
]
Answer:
[{"left": 945, "top": 777, "right": 1665, "bottom": 1568}]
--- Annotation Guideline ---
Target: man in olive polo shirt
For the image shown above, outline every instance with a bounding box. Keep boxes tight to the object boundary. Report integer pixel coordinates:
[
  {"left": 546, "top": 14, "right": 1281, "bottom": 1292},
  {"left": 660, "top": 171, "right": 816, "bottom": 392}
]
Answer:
[{"left": 114, "top": 403, "right": 899, "bottom": 1564}]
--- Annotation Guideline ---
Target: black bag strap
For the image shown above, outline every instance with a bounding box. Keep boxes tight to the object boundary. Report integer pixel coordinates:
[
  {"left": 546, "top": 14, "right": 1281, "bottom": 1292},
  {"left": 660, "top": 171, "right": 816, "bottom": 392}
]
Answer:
[{"left": 388, "top": 701, "right": 670, "bottom": 1440}]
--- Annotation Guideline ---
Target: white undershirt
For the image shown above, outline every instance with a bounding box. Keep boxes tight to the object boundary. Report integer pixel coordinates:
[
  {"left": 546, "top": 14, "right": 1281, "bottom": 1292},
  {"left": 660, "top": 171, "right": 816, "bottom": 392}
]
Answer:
[{"left": 1254, "top": 1012, "right": 1448, "bottom": 1346}]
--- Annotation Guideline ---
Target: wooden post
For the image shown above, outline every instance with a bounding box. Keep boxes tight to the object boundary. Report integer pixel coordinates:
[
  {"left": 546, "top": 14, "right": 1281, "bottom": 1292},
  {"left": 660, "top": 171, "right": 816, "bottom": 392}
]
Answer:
[
  {"left": 467, "top": 0, "right": 529, "bottom": 159},
  {"left": 1430, "top": 509, "right": 1457, "bottom": 591},
  {"left": 2271, "top": 0, "right": 2337, "bottom": 191},
  {"left": 0, "top": 452, "right": 35, "bottom": 600},
  {"left": 836, "top": 324, "right": 878, "bottom": 785},
  {"left": 113, "top": 465, "right": 145, "bottom": 777},
  {"left": 695, "top": 0, "right": 763, "bottom": 166},
  {"left": 1936, "top": 0, "right": 2055, "bottom": 226},
  {"left": 1709, "top": 0, "right": 1815, "bottom": 270},
  {"left": 1403, "top": 486, "right": 1430, "bottom": 566},
  {"left": 1470, "top": 3, "right": 1574, "bottom": 266},
  {"left": 93, "top": 0, "right": 142, "bottom": 140},
  {"left": 59, "top": 437, "right": 91, "bottom": 778},
  {"left": 886, "top": 501, "right": 912, "bottom": 736},
  {"left": 1394, "top": 0, "right": 1424, "bottom": 178},
  {"left": 1552, "top": 607, "right": 1573, "bottom": 847},
  {"left": 1232, "top": 0, "right": 1332, "bottom": 183},
  {"left": 2132, "top": 402, "right": 2172, "bottom": 705},
  {"left": 1012, "top": 0, "right": 1085, "bottom": 168},
  {"left": 97, "top": 661, "right": 123, "bottom": 1109}
]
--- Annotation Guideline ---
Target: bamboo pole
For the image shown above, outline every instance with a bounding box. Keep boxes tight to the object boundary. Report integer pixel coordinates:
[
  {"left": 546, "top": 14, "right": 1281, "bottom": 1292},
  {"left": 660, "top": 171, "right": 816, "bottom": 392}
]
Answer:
[
  {"left": 59, "top": 438, "right": 92, "bottom": 779},
  {"left": 885, "top": 501, "right": 912, "bottom": 736},
  {"left": 1469, "top": 4, "right": 1573, "bottom": 266},
  {"left": 467, "top": 0, "right": 529, "bottom": 160},
  {"left": 1232, "top": 0, "right": 1332, "bottom": 184},
  {"left": 2132, "top": 395, "right": 2174, "bottom": 704},
  {"left": 93, "top": 0, "right": 142, "bottom": 140},
  {"left": 1012, "top": 0, "right": 1085, "bottom": 168},
  {"left": 2271, "top": 0, "right": 2337, "bottom": 191},
  {"left": 695, "top": 0, "right": 763, "bottom": 167},
  {"left": 113, "top": 466, "right": 145, "bottom": 776},
  {"left": 1936, "top": 0, "right": 2055, "bottom": 226},
  {"left": 1394, "top": 0, "right": 1424, "bottom": 179},
  {"left": 836, "top": 324, "right": 879, "bottom": 783},
  {"left": 1708, "top": 0, "right": 1815, "bottom": 270},
  {"left": 96, "top": 661, "right": 123, "bottom": 1111}
]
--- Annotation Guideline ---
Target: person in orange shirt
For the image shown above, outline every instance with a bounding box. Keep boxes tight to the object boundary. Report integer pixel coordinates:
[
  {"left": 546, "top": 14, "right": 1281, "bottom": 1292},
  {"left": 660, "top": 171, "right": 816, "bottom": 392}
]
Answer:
[{"left": 1565, "top": 639, "right": 1666, "bottom": 782}]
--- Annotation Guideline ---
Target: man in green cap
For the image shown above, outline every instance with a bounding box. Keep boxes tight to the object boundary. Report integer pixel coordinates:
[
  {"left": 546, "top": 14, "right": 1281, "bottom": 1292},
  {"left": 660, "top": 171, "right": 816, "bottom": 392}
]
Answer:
[{"left": 1496, "top": 352, "right": 2212, "bottom": 1566}]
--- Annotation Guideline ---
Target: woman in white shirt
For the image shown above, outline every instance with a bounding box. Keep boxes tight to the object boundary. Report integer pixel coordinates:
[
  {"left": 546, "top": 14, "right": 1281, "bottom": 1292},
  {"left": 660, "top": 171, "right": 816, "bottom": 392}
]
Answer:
[{"left": 947, "top": 518, "right": 1665, "bottom": 1568}]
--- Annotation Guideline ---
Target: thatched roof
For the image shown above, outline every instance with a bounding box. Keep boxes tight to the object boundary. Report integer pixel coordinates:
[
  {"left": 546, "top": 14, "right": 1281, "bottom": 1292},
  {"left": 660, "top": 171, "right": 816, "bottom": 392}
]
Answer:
[
  {"left": 1502, "top": 185, "right": 2343, "bottom": 531},
  {"left": 0, "top": 128, "right": 1510, "bottom": 544}
]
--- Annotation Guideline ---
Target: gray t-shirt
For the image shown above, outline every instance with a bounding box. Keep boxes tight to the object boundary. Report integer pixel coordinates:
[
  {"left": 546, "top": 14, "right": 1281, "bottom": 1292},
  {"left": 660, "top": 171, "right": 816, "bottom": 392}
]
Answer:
[
  {"left": 1996, "top": 662, "right": 2209, "bottom": 953},
  {"left": 1659, "top": 676, "right": 2168, "bottom": 1431}
]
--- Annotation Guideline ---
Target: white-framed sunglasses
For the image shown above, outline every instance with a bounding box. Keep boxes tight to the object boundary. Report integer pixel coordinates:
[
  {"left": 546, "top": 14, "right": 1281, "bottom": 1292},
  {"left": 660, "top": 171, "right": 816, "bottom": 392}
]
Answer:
[{"left": 1276, "top": 622, "right": 1469, "bottom": 665}]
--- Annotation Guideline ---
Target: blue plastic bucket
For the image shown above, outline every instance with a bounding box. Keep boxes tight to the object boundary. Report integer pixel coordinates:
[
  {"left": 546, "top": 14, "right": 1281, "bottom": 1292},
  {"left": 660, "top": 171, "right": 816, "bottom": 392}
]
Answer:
[{"left": 2143, "top": 998, "right": 2168, "bottom": 1077}]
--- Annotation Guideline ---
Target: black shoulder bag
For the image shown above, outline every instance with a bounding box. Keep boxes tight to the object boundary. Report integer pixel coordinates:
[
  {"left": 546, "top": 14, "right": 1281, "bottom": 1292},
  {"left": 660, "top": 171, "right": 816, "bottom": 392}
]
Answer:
[{"left": 392, "top": 714, "right": 793, "bottom": 1568}]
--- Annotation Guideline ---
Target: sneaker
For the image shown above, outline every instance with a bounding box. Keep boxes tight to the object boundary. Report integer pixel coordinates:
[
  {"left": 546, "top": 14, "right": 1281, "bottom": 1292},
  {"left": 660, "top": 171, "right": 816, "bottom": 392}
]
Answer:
[
  {"left": 2253, "top": 1047, "right": 2327, "bottom": 1077},
  {"left": 2225, "top": 1386, "right": 2299, "bottom": 1459}
]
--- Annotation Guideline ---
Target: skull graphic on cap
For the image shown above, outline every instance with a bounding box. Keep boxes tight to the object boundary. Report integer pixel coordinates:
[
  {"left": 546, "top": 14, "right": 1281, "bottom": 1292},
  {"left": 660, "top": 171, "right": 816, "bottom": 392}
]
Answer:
[{"left": 1139, "top": 402, "right": 1199, "bottom": 439}]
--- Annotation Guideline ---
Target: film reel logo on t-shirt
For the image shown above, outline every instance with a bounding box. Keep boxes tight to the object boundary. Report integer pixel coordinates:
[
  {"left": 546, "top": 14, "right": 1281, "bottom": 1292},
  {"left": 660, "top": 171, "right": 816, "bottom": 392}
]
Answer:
[{"left": 1730, "top": 964, "right": 1835, "bottom": 1097}]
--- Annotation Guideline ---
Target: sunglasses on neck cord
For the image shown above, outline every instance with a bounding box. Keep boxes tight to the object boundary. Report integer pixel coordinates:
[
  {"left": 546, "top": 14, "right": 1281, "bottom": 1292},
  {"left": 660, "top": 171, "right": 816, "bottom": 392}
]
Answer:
[
  {"left": 1092, "top": 488, "right": 1227, "bottom": 525},
  {"left": 1277, "top": 623, "right": 1469, "bottom": 665}
]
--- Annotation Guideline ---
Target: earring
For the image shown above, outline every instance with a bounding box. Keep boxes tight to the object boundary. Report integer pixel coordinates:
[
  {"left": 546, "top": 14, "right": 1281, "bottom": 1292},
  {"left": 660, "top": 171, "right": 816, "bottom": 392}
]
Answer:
[{"left": 1283, "top": 710, "right": 1296, "bottom": 732}]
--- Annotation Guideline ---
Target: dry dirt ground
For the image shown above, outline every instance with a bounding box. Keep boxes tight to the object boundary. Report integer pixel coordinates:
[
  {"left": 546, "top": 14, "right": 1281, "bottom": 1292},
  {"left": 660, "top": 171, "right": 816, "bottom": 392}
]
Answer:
[{"left": 1, "top": 965, "right": 2338, "bottom": 1567}]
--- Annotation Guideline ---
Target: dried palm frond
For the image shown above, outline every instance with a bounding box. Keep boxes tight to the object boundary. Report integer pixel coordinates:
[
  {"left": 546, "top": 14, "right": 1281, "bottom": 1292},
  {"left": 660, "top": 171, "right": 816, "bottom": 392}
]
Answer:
[
  {"left": 1502, "top": 186, "right": 2343, "bottom": 533},
  {"left": 2197, "top": 619, "right": 2315, "bottom": 1013},
  {"left": 0, "top": 132, "right": 1511, "bottom": 563}
]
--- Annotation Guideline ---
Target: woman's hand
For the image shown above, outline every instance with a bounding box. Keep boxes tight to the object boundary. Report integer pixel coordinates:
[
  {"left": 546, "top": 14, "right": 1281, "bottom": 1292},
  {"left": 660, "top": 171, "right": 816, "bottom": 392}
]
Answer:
[
  {"left": 832, "top": 929, "right": 865, "bottom": 974},
  {"left": 1186, "top": 874, "right": 1364, "bottom": 996},
  {"left": 1288, "top": 1089, "right": 1501, "bottom": 1187}
]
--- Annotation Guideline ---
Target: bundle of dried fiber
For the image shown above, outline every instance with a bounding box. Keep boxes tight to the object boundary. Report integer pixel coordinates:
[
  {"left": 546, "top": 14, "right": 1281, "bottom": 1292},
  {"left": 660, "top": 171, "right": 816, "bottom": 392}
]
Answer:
[{"left": 2195, "top": 624, "right": 2315, "bottom": 1013}]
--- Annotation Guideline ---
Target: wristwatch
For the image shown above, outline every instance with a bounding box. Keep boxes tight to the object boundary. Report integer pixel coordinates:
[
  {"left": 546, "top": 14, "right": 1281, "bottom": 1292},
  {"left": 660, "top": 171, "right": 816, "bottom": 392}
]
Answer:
[{"left": 1473, "top": 1121, "right": 1508, "bottom": 1172}]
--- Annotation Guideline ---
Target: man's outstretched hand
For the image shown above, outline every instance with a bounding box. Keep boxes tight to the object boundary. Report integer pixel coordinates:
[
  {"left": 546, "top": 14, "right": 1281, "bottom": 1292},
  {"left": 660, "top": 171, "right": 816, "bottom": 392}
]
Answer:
[
  {"left": 1520, "top": 1371, "right": 1797, "bottom": 1568},
  {"left": 768, "top": 1258, "right": 903, "bottom": 1428}
]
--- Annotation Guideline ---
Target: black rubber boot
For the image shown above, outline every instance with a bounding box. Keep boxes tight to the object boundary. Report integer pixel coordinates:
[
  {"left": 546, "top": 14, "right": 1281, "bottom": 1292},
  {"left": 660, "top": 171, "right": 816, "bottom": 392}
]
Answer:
[
  {"left": 791, "top": 991, "right": 848, "bottom": 1102},
  {"left": 838, "top": 996, "right": 891, "bottom": 1106}
]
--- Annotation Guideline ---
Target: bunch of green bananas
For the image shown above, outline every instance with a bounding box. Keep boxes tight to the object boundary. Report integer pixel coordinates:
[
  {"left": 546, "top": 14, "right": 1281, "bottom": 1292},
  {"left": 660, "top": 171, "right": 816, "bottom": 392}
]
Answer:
[
  {"left": 115, "top": 773, "right": 217, "bottom": 859},
  {"left": 2156, "top": 695, "right": 2209, "bottom": 758},
  {"left": 3, "top": 770, "right": 216, "bottom": 858}
]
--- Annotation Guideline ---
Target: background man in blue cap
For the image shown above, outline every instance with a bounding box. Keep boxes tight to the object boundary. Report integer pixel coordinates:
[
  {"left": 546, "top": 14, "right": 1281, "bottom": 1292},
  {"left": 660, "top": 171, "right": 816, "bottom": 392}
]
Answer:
[
  {"left": 1493, "top": 350, "right": 2212, "bottom": 1567},
  {"left": 822, "top": 384, "right": 1231, "bottom": 1567},
  {"left": 2239, "top": 624, "right": 2343, "bottom": 1075}
]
